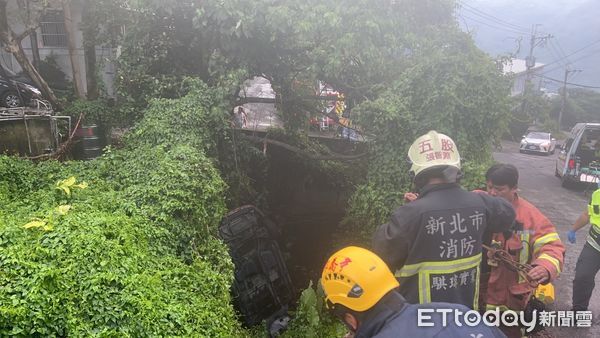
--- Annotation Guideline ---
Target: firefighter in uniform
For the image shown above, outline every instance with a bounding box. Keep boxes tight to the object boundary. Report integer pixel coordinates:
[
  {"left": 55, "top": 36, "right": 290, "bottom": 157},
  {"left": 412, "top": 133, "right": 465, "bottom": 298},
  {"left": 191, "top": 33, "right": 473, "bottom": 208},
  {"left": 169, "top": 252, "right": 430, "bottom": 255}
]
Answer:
[
  {"left": 484, "top": 163, "right": 564, "bottom": 338},
  {"left": 569, "top": 187, "right": 600, "bottom": 312},
  {"left": 321, "top": 246, "right": 506, "bottom": 338},
  {"left": 372, "top": 130, "right": 516, "bottom": 310}
]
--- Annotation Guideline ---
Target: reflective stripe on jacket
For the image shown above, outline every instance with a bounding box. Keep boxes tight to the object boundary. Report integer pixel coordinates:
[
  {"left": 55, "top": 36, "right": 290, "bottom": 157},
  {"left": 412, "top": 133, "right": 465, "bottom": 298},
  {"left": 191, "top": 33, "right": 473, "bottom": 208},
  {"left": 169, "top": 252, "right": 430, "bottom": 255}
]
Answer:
[
  {"left": 485, "top": 195, "right": 565, "bottom": 311},
  {"left": 587, "top": 189, "right": 600, "bottom": 251},
  {"left": 372, "top": 183, "right": 516, "bottom": 310}
]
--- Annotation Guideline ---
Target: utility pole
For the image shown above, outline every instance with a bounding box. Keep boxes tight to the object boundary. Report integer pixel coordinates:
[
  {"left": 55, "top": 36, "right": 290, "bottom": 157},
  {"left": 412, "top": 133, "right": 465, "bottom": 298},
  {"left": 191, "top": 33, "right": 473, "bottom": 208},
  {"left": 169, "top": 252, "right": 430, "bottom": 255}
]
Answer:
[
  {"left": 525, "top": 25, "right": 553, "bottom": 92},
  {"left": 558, "top": 68, "right": 582, "bottom": 131},
  {"left": 522, "top": 25, "right": 552, "bottom": 123}
]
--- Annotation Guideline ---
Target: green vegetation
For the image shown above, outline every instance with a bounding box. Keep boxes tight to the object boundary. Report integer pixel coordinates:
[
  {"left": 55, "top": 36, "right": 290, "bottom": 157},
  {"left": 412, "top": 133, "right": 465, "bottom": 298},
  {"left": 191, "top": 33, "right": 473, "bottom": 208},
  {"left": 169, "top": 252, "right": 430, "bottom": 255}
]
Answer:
[
  {"left": 282, "top": 282, "right": 345, "bottom": 338},
  {"left": 507, "top": 86, "right": 600, "bottom": 140},
  {"left": 342, "top": 23, "right": 511, "bottom": 242},
  {"left": 552, "top": 88, "right": 600, "bottom": 130},
  {"left": 0, "top": 84, "right": 243, "bottom": 336},
  {"left": 2, "top": 0, "right": 524, "bottom": 335}
]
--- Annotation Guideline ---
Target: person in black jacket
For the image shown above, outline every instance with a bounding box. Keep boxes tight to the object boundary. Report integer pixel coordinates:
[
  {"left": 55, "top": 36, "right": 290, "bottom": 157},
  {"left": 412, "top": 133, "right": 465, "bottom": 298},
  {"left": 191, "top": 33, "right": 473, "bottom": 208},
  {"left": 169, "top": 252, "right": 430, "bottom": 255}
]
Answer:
[
  {"left": 321, "top": 246, "right": 506, "bottom": 338},
  {"left": 372, "top": 131, "right": 516, "bottom": 310}
]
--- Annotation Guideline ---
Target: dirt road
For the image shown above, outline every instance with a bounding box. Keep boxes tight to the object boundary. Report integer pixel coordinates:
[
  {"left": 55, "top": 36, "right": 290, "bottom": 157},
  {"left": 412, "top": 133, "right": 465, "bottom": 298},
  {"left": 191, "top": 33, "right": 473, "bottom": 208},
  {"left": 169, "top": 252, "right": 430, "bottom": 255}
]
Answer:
[{"left": 494, "top": 141, "right": 599, "bottom": 337}]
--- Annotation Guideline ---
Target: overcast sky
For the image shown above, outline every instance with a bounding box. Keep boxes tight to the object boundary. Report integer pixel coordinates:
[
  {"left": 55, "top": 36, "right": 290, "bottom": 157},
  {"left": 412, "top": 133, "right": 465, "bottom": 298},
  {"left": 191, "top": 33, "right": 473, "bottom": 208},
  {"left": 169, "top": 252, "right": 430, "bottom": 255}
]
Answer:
[
  {"left": 471, "top": 0, "right": 590, "bottom": 8},
  {"left": 459, "top": 0, "right": 600, "bottom": 89}
]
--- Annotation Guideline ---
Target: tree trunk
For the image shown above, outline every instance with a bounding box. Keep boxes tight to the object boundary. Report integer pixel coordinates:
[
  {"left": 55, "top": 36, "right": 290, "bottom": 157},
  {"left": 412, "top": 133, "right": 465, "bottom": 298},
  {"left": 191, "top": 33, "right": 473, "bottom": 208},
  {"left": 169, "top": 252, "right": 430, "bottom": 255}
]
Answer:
[
  {"left": 62, "top": 0, "right": 85, "bottom": 99},
  {"left": 29, "top": 31, "right": 41, "bottom": 69},
  {"left": 84, "top": 43, "right": 98, "bottom": 99},
  {"left": 0, "top": 0, "right": 62, "bottom": 110},
  {"left": 13, "top": 40, "right": 62, "bottom": 109},
  {"left": 23, "top": 0, "right": 41, "bottom": 69},
  {"left": 81, "top": 0, "right": 98, "bottom": 100}
]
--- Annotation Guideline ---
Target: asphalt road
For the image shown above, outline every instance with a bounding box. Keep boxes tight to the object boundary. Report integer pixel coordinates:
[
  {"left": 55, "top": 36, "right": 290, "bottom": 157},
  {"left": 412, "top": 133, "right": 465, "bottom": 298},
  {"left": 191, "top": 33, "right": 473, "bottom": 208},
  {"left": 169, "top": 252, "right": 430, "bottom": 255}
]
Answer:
[{"left": 493, "top": 141, "right": 599, "bottom": 337}]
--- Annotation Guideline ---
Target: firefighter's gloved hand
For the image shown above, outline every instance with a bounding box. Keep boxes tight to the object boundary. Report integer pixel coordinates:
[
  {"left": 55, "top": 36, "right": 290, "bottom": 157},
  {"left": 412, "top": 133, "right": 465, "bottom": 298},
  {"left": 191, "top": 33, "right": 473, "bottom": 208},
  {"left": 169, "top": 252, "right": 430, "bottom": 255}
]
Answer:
[
  {"left": 528, "top": 265, "right": 550, "bottom": 284},
  {"left": 567, "top": 230, "right": 577, "bottom": 244}
]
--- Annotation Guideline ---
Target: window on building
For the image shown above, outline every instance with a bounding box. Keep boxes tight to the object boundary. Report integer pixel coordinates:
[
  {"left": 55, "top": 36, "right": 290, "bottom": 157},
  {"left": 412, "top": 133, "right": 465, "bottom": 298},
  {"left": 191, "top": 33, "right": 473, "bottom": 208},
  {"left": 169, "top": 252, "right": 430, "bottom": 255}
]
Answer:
[{"left": 40, "top": 10, "right": 67, "bottom": 47}]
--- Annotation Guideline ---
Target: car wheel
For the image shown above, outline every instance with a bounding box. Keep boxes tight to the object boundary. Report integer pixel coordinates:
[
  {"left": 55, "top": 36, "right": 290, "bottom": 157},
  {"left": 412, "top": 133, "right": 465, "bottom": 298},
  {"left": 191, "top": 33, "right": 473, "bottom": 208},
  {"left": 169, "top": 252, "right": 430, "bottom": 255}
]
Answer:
[
  {"left": 1, "top": 91, "right": 23, "bottom": 108},
  {"left": 519, "top": 149, "right": 524, "bottom": 153},
  {"left": 561, "top": 176, "right": 573, "bottom": 189},
  {"left": 555, "top": 166, "right": 561, "bottom": 178},
  {"left": 550, "top": 148, "right": 555, "bottom": 155}
]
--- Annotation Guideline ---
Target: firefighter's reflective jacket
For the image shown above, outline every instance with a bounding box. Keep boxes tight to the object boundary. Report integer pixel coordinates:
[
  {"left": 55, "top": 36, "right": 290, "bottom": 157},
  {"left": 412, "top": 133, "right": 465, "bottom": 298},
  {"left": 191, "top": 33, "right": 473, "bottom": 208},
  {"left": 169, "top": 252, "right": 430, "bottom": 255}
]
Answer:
[
  {"left": 485, "top": 195, "right": 565, "bottom": 312},
  {"left": 372, "top": 183, "right": 515, "bottom": 310}
]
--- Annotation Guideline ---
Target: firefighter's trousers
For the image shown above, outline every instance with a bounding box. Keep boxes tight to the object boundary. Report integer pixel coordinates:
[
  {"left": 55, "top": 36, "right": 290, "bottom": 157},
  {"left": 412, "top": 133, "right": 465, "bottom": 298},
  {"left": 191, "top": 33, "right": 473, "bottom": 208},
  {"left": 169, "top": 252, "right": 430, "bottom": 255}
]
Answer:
[{"left": 573, "top": 242, "right": 600, "bottom": 311}]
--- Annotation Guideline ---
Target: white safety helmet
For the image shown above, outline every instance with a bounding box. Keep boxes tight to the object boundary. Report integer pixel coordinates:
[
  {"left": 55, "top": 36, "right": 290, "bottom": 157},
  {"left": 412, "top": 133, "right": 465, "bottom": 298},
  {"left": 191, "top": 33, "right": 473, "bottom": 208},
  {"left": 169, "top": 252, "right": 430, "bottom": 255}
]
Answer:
[{"left": 407, "top": 130, "right": 461, "bottom": 180}]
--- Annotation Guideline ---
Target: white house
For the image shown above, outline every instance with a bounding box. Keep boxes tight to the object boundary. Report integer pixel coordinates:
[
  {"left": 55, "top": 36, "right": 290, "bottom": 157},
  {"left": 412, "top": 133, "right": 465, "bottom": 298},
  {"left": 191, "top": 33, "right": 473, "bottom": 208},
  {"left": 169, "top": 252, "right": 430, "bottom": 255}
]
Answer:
[
  {"left": 0, "top": 0, "right": 117, "bottom": 97},
  {"left": 502, "top": 58, "right": 545, "bottom": 97}
]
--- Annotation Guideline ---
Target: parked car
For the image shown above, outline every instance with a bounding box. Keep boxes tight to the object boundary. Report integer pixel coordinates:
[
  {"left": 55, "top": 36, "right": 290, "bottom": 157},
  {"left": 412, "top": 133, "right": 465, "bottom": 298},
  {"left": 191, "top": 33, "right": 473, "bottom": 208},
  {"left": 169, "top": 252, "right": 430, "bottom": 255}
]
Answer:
[
  {"left": 556, "top": 123, "right": 600, "bottom": 188},
  {"left": 519, "top": 131, "right": 556, "bottom": 155},
  {"left": 0, "top": 70, "right": 43, "bottom": 108}
]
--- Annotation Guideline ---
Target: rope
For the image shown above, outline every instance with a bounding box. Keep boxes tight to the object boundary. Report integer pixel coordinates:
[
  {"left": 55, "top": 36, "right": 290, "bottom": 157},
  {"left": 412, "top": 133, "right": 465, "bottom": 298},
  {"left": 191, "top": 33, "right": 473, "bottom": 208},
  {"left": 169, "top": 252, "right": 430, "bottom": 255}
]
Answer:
[{"left": 483, "top": 243, "right": 539, "bottom": 288}]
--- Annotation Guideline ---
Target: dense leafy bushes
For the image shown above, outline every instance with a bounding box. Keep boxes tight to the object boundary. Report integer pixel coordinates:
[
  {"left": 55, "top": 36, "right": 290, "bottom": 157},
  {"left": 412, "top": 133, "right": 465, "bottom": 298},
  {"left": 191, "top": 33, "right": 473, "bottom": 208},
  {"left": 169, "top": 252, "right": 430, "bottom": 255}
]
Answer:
[
  {"left": 282, "top": 283, "right": 345, "bottom": 338},
  {"left": 63, "top": 99, "right": 118, "bottom": 127},
  {"left": 344, "top": 33, "right": 512, "bottom": 241},
  {"left": 0, "top": 82, "right": 245, "bottom": 336},
  {"left": 96, "top": 145, "right": 228, "bottom": 259}
]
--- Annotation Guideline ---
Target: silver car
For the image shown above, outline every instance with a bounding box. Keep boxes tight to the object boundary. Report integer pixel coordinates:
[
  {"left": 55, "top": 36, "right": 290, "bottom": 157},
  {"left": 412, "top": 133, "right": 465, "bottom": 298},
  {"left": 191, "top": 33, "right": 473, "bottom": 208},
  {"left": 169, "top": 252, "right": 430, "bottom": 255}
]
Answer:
[{"left": 519, "top": 131, "right": 556, "bottom": 155}]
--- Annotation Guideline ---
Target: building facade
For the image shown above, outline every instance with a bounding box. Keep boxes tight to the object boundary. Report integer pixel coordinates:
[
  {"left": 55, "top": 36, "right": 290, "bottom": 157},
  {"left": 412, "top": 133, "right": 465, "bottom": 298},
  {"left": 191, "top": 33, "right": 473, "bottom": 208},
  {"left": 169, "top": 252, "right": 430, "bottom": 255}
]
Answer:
[
  {"left": 0, "top": 0, "right": 117, "bottom": 97},
  {"left": 502, "top": 58, "right": 546, "bottom": 97}
]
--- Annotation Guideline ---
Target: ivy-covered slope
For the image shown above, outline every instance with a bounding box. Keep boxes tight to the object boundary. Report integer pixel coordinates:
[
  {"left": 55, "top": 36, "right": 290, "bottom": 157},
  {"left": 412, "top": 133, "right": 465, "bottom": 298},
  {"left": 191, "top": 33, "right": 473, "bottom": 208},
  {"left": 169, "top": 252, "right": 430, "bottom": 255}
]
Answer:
[{"left": 0, "top": 83, "right": 246, "bottom": 336}]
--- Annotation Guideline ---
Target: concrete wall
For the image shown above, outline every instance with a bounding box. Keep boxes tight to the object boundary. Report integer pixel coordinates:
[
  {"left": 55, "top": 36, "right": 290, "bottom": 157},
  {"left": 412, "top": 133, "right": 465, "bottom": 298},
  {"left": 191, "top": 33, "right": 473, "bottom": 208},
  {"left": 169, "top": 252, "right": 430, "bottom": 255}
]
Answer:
[{"left": 0, "top": 0, "right": 117, "bottom": 97}]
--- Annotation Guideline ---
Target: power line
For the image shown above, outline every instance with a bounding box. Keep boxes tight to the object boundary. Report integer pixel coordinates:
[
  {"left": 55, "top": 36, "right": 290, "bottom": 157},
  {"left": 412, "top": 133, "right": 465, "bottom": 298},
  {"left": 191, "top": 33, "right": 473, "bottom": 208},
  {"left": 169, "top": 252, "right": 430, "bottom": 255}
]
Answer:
[
  {"left": 539, "top": 39, "right": 600, "bottom": 71},
  {"left": 533, "top": 74, "right": 600, "bottom": 89},
  {"left": 541, "top": 47, "right": 600, "bottom": 75},
  {"left": 553, "top": 39, "right": 570, "bottom": 62},
  {"left": 457, "top": 0, "right": 531, "bottom": 33},
  {"left": 547, "top": 41, "right": 568, "bottom": 68},
  {"left": 459, "top": 13, "right": 529, "bottom": 36},
  {"left": 548, "top": 39, "right": 570, "bottom": 66},
  {"left": 457, "top": 0, "right": 598, "bottom": 85},
  {"left": 457, "top": 9, "right": 529, "bottom": 35}
]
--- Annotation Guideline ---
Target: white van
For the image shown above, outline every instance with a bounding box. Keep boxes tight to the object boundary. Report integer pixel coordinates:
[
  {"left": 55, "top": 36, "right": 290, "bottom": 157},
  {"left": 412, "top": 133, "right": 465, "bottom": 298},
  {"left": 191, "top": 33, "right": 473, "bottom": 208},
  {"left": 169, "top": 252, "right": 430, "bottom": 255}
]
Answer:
[{"left": 556, "top": 123, "right": 600, "bottom": 187}]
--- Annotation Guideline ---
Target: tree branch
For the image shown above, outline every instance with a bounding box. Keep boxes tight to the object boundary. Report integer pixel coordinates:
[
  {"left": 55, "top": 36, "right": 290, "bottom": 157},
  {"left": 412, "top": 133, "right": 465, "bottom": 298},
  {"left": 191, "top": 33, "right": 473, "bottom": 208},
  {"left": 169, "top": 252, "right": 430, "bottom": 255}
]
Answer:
[
  {"left": 239, "top": 133, "right": 368, "bottom": 161},
  {"left": 15, "top": 25, "right": 38, "bottom": 42}
]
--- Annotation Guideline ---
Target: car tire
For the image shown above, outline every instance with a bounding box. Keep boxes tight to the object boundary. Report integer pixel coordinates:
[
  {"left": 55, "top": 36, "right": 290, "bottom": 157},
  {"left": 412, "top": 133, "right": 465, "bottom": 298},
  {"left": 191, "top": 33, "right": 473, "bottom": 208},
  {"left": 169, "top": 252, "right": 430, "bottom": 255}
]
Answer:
[
  {"left": 561, "top": 176, "right": 573, "bottom": 189},
  {"left": 550, "top": 149, "right": 555, "bottom": 155},
  {"left": 519, "top": 149, "right": 524, "bottom": 153},
  {"left": 555, "top": 166, "right": 561, "bottom": 178},
  {"left": 0, "top": 91, "right": 23, "bottom": 108}
]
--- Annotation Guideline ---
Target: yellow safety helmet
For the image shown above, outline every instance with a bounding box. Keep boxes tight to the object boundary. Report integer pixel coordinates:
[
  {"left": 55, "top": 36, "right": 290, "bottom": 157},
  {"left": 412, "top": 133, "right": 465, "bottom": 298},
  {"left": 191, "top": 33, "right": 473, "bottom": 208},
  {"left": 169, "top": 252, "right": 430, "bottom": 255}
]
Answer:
[
  {"left": 321, "top": 246, "right": 399, "bottom": 312},
  {"left": 407, "top": 130, "right": 461, "bottom": 178}
]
